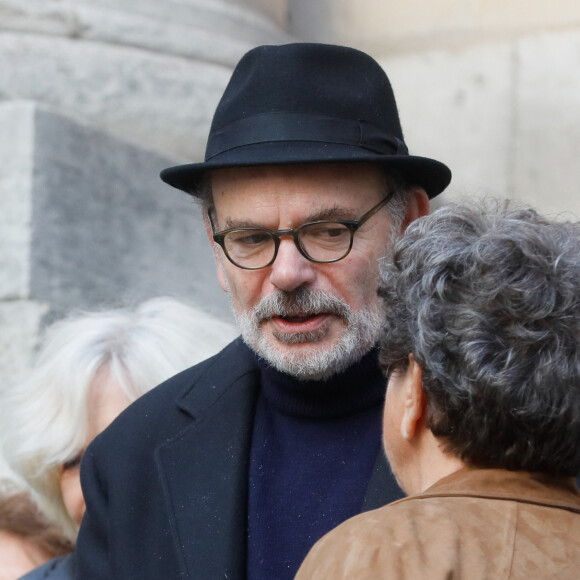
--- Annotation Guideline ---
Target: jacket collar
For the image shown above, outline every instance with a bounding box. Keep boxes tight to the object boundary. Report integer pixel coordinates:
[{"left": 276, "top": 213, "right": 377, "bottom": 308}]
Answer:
[
  {"left": 174, "top": 337, "right": 258, "bottom": 420},
  {"left": 409, "top": 467, "right": 580, "bottom": 514},
  {"left": 156, "top": 338, "right": 401, "bottom": 577}
]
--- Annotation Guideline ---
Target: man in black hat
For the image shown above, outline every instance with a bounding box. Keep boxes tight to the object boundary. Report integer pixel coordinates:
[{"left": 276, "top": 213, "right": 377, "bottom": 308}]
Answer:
[{"left": 75, "top": 43, "right": 451, "bottom": 579}]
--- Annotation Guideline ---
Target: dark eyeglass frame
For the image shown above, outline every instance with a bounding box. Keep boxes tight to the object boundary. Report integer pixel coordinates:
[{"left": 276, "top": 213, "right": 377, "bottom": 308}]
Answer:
[{"left": 209, "top": 191, "right": 394, "bottom": 270}]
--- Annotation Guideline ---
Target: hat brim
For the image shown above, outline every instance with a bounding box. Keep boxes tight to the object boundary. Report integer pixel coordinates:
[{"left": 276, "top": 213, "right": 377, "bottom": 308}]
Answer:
[{"left": 160, "top": 141, "right": 451, "bottom": 199}]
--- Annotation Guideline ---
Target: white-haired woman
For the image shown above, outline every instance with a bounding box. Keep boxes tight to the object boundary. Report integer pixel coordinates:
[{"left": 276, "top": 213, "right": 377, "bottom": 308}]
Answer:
[{"left": 0, "top": 297, "right": 237, "bottom": 579}]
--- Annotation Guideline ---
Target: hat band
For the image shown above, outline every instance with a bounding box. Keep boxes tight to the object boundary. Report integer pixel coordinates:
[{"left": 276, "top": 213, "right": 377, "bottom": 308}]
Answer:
[{"left": 205, "top": 113, "right": 408, "bottom": 161}]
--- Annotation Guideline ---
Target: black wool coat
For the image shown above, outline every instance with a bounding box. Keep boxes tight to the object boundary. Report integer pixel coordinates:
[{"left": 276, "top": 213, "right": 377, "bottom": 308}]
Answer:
[{"left": 74, "top": 338, "right": 400, "bottom": 579}]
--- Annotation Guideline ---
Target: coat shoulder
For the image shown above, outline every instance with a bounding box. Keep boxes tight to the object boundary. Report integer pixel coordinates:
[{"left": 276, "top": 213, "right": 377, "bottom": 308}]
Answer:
[
  {"left": 87, "top": 338, "right": 258, "bottom": 455},
  {"left": 18, "top": 554, "right": 74, "bottom": 580},
  {"left": 298, "top": 493, "right": 580, "bottom": 580}
]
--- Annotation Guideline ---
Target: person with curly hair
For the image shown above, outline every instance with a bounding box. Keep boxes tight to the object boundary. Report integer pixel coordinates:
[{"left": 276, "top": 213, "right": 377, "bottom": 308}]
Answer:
[{"left": 297, "top": 201, "right": 580, "bottom": 579}]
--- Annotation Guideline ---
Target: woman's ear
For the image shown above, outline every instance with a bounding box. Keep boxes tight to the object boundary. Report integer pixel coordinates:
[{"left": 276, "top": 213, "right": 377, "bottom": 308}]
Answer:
[{"left": 401, "top": 354, "right": 426, "bottom": 440}]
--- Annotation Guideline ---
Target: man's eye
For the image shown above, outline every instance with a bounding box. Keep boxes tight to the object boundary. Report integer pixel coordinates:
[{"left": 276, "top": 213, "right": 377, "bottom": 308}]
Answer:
[
  {"left": 318, "top": 227, "right": 346, "bottom": 238},
  {"left": 232, "top": 232, "right": 271, "bottom": 245},
  {"left": 306, "top": 224, "right": 350, "bottom": 241}
]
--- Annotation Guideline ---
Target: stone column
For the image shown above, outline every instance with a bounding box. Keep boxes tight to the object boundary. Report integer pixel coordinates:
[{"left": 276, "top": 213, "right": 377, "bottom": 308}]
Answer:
[
  {"left": 0, "top": 0, "right": 292, "bottom": 385},
  {"left": 0, "top": 101, "right": 231, "bottom": 385},
  {"left": 0, "top": 0, "right": 291, "bottom": 159}
]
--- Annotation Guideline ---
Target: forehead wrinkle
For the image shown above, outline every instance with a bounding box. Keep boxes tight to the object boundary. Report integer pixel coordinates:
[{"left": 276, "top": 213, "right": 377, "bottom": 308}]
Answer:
[
  {"left": 224, "top": 201, "right": 360, "bottom": 230},
  {"left": 224, "top": 216, "right": 266, "bottom": 229},
  {"left": 218, "top": 192, "right": 280, "bottom": 230},
  {"left": 308, "top": 203, "right": 359, "bottom": 222}
]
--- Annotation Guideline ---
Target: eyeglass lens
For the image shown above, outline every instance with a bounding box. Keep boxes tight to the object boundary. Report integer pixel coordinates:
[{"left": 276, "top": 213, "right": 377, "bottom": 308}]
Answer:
[{"left": 223, "top": 222, "right": 352, "bottom": 268}]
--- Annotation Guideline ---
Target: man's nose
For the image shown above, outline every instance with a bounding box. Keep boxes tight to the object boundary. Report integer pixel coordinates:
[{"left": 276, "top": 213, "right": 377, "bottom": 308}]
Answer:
[{"left": 269, "top": 237, "right": 316, "bottom": 292}]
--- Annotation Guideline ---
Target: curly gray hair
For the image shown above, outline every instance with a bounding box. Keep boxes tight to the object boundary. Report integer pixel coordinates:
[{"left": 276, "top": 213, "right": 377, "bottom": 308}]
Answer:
[{"left": 378, "top": 200, "right": 580, "bottom": 476}]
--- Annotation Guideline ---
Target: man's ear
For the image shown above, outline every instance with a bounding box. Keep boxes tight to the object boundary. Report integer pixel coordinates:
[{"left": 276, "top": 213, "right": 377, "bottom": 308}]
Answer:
[
  {"left": 204, "top": 212, "right": 230, "bottom": 293},
  {"left": 401, "top": 354, "right": 426, "bottom": 441},
  {"left": 401, "top": 187, "right": 429, "bottom": 232}
]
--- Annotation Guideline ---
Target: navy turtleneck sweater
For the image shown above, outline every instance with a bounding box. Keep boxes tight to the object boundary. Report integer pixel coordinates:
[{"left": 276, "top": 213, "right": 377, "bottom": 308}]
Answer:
[{"left": 246, "top": 348, "right": 403, "bottom": 580}]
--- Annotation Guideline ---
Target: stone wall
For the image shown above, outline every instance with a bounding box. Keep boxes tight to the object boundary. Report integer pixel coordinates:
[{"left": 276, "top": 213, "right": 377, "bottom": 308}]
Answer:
[
  {"left": 288, "top": 0, "right": 580, "bottom": 217},
  {"left": 2, "top": 0, "right": 580, "bottom": 386},
  {"left": 0, "top": 0, "right": 292, "bottom": 160},
  {"left": 0, "top": 101, "right": 229, "bottom": 386},
  {"left": 0, "top": 0, "right": 292, "bottom": 386}
]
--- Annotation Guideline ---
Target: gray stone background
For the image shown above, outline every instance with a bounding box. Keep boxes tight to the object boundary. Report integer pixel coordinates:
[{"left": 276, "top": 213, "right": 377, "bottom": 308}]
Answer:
[{"left": 1, "top": 0, "right": 580, "bottom": 387}]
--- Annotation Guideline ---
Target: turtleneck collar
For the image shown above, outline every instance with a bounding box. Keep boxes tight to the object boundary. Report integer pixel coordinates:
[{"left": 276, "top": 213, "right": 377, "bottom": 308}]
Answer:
[{"left": 252, "top": 348, "right": 386, "bottom": 420}]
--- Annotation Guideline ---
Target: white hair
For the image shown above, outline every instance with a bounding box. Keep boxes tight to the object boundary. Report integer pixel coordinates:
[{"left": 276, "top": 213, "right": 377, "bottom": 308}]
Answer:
[{"left": 0, "top": 297, "right": 237, "bottom": 541}]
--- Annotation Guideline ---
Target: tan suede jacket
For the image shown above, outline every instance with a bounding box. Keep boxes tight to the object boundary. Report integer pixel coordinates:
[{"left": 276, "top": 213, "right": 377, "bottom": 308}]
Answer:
[{"left": 296, "top": 468, "right": 580, "bottom": 579}]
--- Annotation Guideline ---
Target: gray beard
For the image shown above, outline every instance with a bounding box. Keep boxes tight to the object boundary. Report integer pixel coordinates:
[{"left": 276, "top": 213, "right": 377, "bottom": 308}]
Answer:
[{"left": 233, "top": 288, "right": 384, "bottom": 381}]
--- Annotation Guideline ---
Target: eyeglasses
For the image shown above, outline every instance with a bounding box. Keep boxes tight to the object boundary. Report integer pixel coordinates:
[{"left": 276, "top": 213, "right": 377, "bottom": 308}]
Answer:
[{"left": 209, "top": 192, "right": 393, "bottom": 270}]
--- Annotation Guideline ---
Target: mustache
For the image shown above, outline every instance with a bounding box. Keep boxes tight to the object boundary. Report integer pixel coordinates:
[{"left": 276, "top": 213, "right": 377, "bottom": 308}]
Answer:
[{"left": 252, "top": 288, "right": 352, "bottom": 321}]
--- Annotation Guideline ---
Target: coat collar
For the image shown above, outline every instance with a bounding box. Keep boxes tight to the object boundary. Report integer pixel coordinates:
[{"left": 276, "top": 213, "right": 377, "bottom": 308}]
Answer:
[
  {"left": 408, "top": 467, "right": 580, "bottom": 514},
  {"left": 154, "top": 338, "right": 401, "bottom": 577},
  {"left": 175, "top": 338, "right": 258, "bottom": 420}
]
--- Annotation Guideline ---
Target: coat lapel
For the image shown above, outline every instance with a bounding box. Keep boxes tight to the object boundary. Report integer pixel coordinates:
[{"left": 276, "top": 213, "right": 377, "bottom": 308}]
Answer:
[
  {"left": 155, "top": 341, "right": 260, "bottom": 579},
  {"left": 153, "top": 339, "right": 403, "bottom": 577}
]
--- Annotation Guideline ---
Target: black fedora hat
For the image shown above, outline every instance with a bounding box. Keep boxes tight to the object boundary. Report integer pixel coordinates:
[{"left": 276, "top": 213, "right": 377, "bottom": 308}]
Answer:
[{"left": 161, "top": 43, "right": 451, "bottom": 198}]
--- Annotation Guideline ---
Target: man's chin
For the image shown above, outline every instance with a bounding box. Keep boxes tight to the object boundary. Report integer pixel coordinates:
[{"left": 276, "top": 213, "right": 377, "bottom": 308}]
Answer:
[
  {"left": 234, "top": 298, "right": 382, "bottom": 380},
  {"left": 248, "top": 333, "right": 366, "bottom": 381}
]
